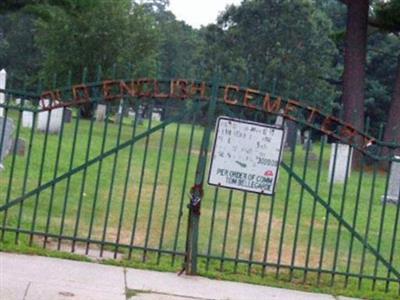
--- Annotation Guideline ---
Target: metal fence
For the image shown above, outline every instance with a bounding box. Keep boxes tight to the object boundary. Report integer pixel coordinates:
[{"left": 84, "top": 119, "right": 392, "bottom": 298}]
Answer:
[{"left": 0, "top": 72, "right": 399, "bottom": 296}]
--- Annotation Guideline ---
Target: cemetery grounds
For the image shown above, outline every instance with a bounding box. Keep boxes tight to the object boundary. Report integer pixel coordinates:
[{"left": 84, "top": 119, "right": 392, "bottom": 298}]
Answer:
[{"left": 0, "top": 108, "right": 399, "bottom": 300}]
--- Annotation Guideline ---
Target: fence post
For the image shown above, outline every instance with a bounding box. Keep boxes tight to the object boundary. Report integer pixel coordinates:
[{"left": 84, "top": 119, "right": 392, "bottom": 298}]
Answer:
[{"left": 185, "top": 75, "right": 219, "bottom": 275}]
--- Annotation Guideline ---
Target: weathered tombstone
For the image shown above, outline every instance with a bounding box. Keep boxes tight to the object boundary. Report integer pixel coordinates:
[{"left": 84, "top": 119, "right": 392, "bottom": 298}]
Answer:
[
  {"left": 382, "top": 156, "right": 400, "bottom": 205},
  {"left": 152, "top": 112, "right": 161, "bottom": 121},
  {"left": 0, "top": 117, "right": 15, "bottom": 168},
  {"left": 96, "top": 104, "right": 107, "bottom": 122},
  {"left": 12, "top": 138, "right": 26, "bottom": 156},
  {"left": 297, "top": 130, "right": 302, "bottom": 145},
  {"left": 303, "top": 130, "right": 313, "bottom": 151},
  {"left": 285, "top": 120, "right": 297, "bottom": 152},
  {"left": 22, "top": 111, "right": 34, "bottom": 128},
  {"left": 64, "top": 108, "right": 72, "bottom": 123},
  {"left": 128, "top": 109, "right": 136, "bottom": 118},
  {"left": 37, "top": 100, "right": 63, "bottom": 133},
  {"left": 116, "top": 103, "right": 124, "bottom": 123},
  {"left": 0, "top": 69, "right": 6, "bottom": 117},
  {"left": 275, "top": 110, "right": 287, "bottom": 148},
  {"left": 328, "top": 143, "right": 353, "bottom": 183}
]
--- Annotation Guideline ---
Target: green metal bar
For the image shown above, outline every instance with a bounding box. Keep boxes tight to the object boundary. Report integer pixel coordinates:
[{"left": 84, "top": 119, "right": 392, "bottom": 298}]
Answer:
[
  {"left": 280, "top": 161, "right": 400, "bottom": 280},
  {"left": 262, "top": 190, "right": 277, "bottom": 277},
  {"left": 43, "top": 107, "right": 66, "bottom": 248},
  {"left": 142, "top": 125, "right": 166, "bottom": 262},
  {"left": 42, "top": 59, "right": 64, "bottom": 250},
  {"left": 358, "top": 124, "right": 384, "bottom": 289},
  {"left": 385, "top": 181, "right": 400, "bottom": 292},
  {"left": 357, "top": 161, "right": 379, "bottom": 288},
  {"left": 330, "top": 144, "right": 353, "bottom": 286},
  {"left": 248, "top": 194, "right": 261, "bottom": 275},
  {"left": 1, "top": 92, "right": 25, "bottom": 241},
  {"left": 29, "top": 92, "right": 55, "bottom": 246},
  {"left": 128, "top": 105, "right": 153, "bottom": 260},
  {"left": 317, "top": 142, "right": 339, "bottom": 284},
  {"left": 220, "top": 190, "right": 233, "bottom": 272},
  {"left": 303, "top": 136, "right": 326, "bottom": 283},
  {"left": 114, "top": 103, "right": 139, "bottom": 258},
  {"left": 171, "top": 103, "right": 197, "bottom": 266},
  {"left": 157, "top": 123, "right": 180, "bottom": 264},
  {"left": 71, "top": 105, "right": 96, "bottom": 252},
  {"left": 100, "top": 63, "right": 119, "bottom": 257},
  {"left": 15, "top": 111, "right": 38, "bottom": 244},
  {"left": 0, "top": 80, "right": 13, "bottom": 241},
  {"left": 185, "top": 77, "right": 218, "bottom": 275},
  {"left": 205, "top": 187, "right": 219, "bottom": 271},
  {"left": 85, "top": 65, "right": 107, "bottom": 254},
  {"left": 85, "top": 102, "right": 110, "bottom": 254},
  {"left": 343, "top": 158, "right": 366, "bottom": 287},
  {"left": 99, "top": 98, "right": 126, "bottom": 257},
  {"left": 57, "top": 98, "right": 81, "bottom": 250},
  {"left": 372, "top": 148, "right": 393, "bottom": 290},
  {"left": 234, "top": 192, "right": 248, "bottom": 273},
  {"left": 289, "top": 133, "right": 312, "bottom": 280},
  {"left": 70, "top": 68, "right": 93, "bottom": 252},
  {"left": 276, "top": 138, "right": 297, "bottom": 278}
]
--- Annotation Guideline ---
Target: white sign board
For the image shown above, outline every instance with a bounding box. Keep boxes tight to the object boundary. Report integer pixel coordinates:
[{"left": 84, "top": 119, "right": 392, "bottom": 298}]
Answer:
[{"left": 208, "top": 117, "right": 284, "bottom": 195}]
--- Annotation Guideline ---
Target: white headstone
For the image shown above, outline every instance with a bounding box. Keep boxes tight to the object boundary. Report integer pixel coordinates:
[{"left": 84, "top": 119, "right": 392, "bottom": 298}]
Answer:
[
  {"left": 0, "top": 117, "right": 15, "bottom": 168},
  {"left": 382, "top": 156, "right": 400, "bottom": 205},
  {"left": 328, "top": 143, "right": 353, "bottom": 183},
  {"left": 0, "top": 69, "right": 6, "bottom": 117},
  {"left": 128, "top": 110, "right": 136, "bottom": 118},
  {"left": 22, "top": 111, "right": 34, "bottom": 128},
  {"left": 152, "top": 112, "right": 161, "bottom": 121},
  {"left": 37, "top": 100, "right": 63, "bottom": 133},
  {"left": 15, "top": 98, "right": 21, "bottom": 105},
  {"left": 96, "top": 104, "right": 107, "bottom": 122}
]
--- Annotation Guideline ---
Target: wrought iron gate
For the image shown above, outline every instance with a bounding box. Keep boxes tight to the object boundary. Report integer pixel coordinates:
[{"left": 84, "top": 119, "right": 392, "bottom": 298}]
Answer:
[{"left": 0, "top": 73, "right": 399, "bottom": 296}]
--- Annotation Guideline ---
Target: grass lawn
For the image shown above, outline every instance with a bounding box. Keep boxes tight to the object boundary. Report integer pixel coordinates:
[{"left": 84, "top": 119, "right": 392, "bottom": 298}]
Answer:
[{"left": 0, "top": 103, "right": 399, "bottom": 300}]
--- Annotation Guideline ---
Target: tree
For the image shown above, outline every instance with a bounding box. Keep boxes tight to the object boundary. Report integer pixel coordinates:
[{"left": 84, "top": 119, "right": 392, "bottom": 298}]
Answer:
[
  {"left": 341, "top": 0, "right": 369, "bottom": 133},
  {"left": 201, "top": 0, "right": 337, "bottom": 109},
  {"left": 34, "top": 0, "right": 160, "bottom": 83},
  {"left": 370, "top": 0, "right": 400, "bottom": 155}
]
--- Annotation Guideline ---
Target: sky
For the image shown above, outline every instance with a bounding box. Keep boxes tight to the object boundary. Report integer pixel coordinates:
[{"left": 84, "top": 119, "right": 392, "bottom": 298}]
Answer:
[{"left": 169, "top": 0, "right": 242, "bottom": 28}]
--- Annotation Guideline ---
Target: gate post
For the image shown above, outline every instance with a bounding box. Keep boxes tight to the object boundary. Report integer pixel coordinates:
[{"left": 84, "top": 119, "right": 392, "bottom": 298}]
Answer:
[{"left": 185, "top": 76, "right": 219, "bottom": 275}]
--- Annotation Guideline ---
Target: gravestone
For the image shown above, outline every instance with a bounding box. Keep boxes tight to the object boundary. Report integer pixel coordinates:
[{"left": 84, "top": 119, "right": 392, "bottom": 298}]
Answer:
[
  {"left": 328, "top": 143, "right": 353, "bottom": 183},
  {"left": 152, "top": 112, "right": 161, "bottom": 121},
  {"left": 96, "top": 104, "right": 107, "bottom": 122},
  {"left": 12, "top": 138, "right": 26, "bottom": 156},
  {"left": 0, "top": 69, "right": 6, "bottom": 117},
  {"left": 303, "top": 130, "right": 313, "bottom": 151},
  {"left": 22, "top": 111, "right": 34, "bottom": 128},
  {"left": 64, "top": 108, "right": 72, "bottom": 123},
  {"left": 0, "top": 117, "right": 15, "bottom": 168},
  {"left": 382, "top": 156, "right": 400, "bottom": 205},
  {"left": 128, "top": 109, "right": 136, "bottom": 118},
  {"left": 285, "top": 120, "right": 297, "bottom": 152},
  {"left": 37, "top": 100, "right": 63, "bottom": 133},
  {"left": 275, "top": 111, "right": 287, "bottom": 147}
]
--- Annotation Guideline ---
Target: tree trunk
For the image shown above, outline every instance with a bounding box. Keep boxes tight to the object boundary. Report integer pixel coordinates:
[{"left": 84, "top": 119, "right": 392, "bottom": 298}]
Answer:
[
  {"left": 383, "top": 55, "right": 400, "bottom": 158},
  {"left": 342, "top": 0, "right": 369, "bottom": 168}
]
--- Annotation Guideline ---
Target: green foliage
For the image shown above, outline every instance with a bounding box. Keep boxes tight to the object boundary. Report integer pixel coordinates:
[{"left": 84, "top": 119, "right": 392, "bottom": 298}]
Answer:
[
  {"left": 198, "top": 0, "right": 338, "bottom": 111},
  {"left": 373, "top": 0, "right": 400, "bottom": 32},
  {"left": 34, "top": 0, "right": 160, "bottom": 82},
  {"left": 0, "top": 13, "right": 41, "bottom": 84}
]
